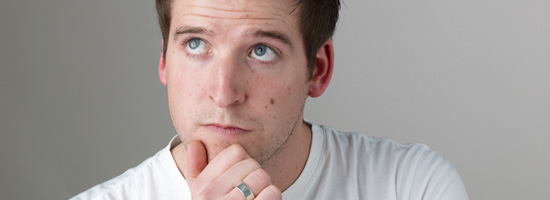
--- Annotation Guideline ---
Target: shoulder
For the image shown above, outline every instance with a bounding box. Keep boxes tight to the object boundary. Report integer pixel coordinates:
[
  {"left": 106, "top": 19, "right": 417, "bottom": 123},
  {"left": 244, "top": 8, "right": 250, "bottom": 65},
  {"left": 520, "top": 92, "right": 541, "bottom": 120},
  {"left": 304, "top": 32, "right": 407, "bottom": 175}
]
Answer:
[
  {"left": 316, "top": 124, "right": 430, "bottom": 158},
  {"left": 317, "top": 123, "right": 458, "bottom": 176},
  {"left": 70, "top": 148, "right": 178, "bottom": 200},
  {"left": 314, "top": 123, "right": 469, "bottom": 199}
]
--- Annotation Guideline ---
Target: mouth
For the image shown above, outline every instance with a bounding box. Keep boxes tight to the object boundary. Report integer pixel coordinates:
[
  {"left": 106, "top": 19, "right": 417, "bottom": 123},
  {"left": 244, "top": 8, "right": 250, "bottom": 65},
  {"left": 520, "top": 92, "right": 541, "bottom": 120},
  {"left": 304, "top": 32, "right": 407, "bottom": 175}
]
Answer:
[{"left": 202, "top": 123, "right": 251, "bottom": 136}]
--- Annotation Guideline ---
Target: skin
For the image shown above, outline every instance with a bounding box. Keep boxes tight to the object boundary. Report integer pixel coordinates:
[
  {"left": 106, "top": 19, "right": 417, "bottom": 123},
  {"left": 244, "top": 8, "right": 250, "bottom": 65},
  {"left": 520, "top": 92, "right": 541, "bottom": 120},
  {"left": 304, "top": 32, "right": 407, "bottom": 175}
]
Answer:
[{"left": 158, "top": 0, "right": 334, "bottom": 199}]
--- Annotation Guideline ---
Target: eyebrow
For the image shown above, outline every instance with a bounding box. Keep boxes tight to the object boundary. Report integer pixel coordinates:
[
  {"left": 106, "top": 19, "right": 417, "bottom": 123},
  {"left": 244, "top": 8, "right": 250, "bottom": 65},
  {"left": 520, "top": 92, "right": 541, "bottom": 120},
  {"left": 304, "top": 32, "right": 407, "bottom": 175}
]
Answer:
[
  {"left": 173, "top": 26, "right": 293, "bottom": 49},
  {"left": 174, "top": 26, "right": 212, "bottom": 40},
  {"left": 252, "top": 30, "right": 293, "bottom": 49}
]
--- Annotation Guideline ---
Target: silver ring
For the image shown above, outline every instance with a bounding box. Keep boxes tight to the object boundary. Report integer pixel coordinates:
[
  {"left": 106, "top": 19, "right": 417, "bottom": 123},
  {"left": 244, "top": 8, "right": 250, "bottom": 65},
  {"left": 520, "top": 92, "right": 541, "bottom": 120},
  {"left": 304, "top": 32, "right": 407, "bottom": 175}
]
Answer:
[{"left": 235, "top": 182, "right": 254, "bottom": 200}]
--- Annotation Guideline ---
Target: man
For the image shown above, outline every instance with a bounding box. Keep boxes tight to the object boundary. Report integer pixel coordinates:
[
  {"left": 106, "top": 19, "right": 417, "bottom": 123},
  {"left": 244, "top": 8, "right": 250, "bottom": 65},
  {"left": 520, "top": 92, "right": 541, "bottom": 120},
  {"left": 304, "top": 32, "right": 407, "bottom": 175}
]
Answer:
[{"left": 73, "top": 0, "right": 468, "bottom": 199}]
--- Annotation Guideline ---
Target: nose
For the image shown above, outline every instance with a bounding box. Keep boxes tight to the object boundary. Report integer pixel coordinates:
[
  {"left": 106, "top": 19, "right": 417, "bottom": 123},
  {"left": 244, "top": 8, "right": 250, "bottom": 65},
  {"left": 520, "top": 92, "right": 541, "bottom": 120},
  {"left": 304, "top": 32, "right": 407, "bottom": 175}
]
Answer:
[{"left": 208, "top": 54, "right": 247, "bottom": 108}]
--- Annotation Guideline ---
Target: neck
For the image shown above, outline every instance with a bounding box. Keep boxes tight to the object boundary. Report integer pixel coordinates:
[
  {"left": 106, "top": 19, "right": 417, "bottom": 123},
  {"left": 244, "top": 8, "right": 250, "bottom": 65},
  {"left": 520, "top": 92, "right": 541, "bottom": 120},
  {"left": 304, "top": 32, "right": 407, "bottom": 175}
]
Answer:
[
  {"left": 261, "top": 121, "right": 312, "bottom": 191},
  {"left": 171, "top": 121, "right": 312, "bottom": 192}
]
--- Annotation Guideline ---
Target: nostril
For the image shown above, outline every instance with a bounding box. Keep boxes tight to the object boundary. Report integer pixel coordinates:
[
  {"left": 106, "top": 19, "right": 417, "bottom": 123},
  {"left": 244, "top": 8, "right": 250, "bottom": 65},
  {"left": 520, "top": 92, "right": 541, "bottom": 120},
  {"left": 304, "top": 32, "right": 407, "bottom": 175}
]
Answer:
[{"left": 234, "top": 94, "right": 247, "bottom": 104}]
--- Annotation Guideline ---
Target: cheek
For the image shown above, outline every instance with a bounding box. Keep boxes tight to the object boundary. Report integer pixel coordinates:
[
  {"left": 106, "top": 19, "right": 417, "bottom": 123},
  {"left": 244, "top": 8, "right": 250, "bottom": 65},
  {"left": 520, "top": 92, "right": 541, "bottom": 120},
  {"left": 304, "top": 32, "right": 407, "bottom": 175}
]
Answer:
[
  {"left": 168, "top": 76, "right": 196, "bottom": 101},
  {"left": 259, "top": 81, "right": 307, "bottom": 120},
  {"left": 166, "top": 59, "right": 207, "bottom": 98},
  {"left": 166, "top": 70, "right": 205, "bottom": 123}
]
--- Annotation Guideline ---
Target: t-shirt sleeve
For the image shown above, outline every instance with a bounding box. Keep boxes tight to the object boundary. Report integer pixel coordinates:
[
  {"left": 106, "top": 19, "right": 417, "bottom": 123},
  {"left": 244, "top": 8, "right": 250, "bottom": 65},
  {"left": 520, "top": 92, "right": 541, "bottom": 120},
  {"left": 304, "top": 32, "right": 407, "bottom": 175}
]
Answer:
[{"left": 409, "top": 148, "right": 469, "bottom": 200}]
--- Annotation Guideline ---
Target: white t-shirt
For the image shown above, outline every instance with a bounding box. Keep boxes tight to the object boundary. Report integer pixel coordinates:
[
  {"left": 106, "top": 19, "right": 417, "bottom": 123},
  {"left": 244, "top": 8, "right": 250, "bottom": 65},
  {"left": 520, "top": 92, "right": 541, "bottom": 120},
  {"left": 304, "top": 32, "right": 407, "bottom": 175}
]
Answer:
[{"left": 71, "top": 123, "right": 469, "bottom": 200}]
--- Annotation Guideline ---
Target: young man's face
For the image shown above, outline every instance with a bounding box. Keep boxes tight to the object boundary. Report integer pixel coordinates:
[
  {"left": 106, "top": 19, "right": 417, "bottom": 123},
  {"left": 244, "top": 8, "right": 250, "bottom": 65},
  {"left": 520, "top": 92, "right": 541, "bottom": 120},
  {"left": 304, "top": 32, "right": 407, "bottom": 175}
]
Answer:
[{"left": 161, "top": 0, "right": 311, "bottom": 163}]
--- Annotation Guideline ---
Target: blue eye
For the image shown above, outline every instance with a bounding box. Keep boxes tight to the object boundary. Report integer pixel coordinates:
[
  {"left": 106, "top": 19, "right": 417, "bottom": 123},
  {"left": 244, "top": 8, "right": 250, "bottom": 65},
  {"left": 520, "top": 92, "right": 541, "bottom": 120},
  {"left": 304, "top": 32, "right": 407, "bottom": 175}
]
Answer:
[
  {"left": 254, "top": 45, "right": 267, "bottom": 56},
  {"left": 186, "top": 38, "right": 208, "bottom": 55},
  {"left": 250, "top": 44, "right": 276, "bottom": 62},
  {"left": 188, "top": 39, "right": 201, "bottom": 49}
]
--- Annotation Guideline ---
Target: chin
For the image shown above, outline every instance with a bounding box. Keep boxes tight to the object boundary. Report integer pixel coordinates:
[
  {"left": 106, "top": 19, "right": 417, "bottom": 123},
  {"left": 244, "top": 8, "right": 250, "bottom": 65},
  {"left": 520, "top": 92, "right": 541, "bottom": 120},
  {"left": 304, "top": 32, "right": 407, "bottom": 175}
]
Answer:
[{"left": 203, "top": 140, "right": 233, "bottom": 161}]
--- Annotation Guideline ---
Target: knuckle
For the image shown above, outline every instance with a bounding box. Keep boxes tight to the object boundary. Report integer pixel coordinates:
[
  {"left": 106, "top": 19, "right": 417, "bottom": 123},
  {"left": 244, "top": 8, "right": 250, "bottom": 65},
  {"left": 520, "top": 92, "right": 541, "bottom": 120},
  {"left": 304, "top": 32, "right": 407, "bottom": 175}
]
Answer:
[
  {"left": 251, "top": 168, "right": 271, "bottom": 182},
  {"left": 196, "top": 191, "right": 210, "bottom": 200},
  {"left": 190, "top": 179, "right": 205, "bottom": 192},
  {"left": 263, "top": 185, "right": 282, "bottom": 199},
  {"left": 196, "top": 185, "right": 217, "bottom": 200},
  {"left": 244, "top": 158, "right": 261, "bottom": 169},
  {"left": 228, "top": 144, "right": 249, "bottom": 159},
  {"left": 189, "top": 182, "right": 201, "bottom": 193}
]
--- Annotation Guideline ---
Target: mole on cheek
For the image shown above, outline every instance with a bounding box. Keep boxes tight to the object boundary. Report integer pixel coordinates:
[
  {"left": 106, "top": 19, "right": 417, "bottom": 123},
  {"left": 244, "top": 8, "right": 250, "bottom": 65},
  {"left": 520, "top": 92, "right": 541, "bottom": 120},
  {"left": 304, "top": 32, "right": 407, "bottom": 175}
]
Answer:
[{"left": 270, "top": 98, "right": 274, "bottom": 105}]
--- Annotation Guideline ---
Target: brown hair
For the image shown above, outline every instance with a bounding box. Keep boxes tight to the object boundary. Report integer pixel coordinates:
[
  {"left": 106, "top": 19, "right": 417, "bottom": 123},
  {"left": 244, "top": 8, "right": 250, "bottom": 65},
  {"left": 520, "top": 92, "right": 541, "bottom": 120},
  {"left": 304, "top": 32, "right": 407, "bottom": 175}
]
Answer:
[{"left": 155, "top": 0, "right": 341, "bottom": 76}]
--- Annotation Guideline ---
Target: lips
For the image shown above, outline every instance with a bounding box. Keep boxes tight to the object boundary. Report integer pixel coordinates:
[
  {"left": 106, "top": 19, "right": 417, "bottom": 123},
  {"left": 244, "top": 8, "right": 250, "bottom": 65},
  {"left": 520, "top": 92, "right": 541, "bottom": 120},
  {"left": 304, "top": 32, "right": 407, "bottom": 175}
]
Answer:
[{"left": 203, "top": 123, "right": 251, "bottom": 136}]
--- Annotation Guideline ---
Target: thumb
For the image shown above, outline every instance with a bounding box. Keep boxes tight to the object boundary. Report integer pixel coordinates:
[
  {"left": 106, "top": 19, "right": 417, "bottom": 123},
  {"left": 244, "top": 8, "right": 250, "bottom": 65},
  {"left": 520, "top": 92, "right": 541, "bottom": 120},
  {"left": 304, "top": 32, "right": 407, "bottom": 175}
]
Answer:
[{"left": 184, "top": 141, "right": 207, "bottom": 184}]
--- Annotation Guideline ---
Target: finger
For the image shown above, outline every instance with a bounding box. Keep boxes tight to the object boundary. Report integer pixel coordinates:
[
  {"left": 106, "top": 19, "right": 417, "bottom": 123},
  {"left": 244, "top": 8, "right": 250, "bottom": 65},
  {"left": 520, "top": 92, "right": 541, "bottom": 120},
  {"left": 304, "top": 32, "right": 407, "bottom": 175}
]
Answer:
[
  {"left": 226, "top": 184, "right": 252, "bottom": 200},
  {"left": 255, "top": 185, "right": 282, "bottom": 200},
  {"left": 184, "top": 141, "right": 207, "bottom": 185},
  {"left": 194, "top": 144, "right": 249, "bottom": 186},
  {"left": 241, "top": 169, "right": 273, "bottom": 197},
  {"left": 209, "top": 158, "right": 262, "bottom": 195}
]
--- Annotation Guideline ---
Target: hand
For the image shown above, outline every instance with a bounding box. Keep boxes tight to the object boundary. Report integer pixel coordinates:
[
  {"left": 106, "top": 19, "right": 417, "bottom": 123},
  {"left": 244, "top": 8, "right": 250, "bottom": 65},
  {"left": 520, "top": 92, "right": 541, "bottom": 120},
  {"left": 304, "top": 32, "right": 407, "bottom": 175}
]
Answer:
[{"left": 184, "top": 141, "right": 282, "bottom": 200}]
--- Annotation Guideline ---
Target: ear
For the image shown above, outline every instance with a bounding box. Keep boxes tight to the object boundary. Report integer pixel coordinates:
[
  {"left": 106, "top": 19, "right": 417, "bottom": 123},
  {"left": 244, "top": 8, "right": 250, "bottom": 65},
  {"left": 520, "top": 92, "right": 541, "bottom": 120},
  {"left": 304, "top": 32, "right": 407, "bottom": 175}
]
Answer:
[
  {"left": 159, "top": 40, "right": 167, "bottom": 86},
  {"left": 308, "top": 40, "right": 334, "bottom": 98}
]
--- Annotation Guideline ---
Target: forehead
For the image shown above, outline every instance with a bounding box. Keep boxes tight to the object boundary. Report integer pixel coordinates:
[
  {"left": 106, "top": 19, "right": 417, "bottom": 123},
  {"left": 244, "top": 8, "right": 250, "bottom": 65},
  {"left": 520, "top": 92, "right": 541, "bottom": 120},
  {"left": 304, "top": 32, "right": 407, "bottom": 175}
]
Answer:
[{"left": 170, "top": 0, "right": 301, "bottom": 35}]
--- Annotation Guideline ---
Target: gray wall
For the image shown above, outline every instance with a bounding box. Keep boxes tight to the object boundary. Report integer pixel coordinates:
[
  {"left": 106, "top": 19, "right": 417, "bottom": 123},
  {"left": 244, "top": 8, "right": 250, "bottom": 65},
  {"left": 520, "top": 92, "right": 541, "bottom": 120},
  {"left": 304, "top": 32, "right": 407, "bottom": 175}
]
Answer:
[{"left": 1, "top": 0, "right": 548, "bottom": 199}]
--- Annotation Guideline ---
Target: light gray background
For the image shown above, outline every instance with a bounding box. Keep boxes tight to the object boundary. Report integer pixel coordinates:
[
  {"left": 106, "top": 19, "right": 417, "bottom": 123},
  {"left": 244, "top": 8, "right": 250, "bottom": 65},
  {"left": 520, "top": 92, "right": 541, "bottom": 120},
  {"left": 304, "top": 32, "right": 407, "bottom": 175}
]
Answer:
[{"left": 1, "top": 0, "right": 549, "bottom": 199}]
